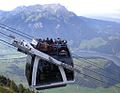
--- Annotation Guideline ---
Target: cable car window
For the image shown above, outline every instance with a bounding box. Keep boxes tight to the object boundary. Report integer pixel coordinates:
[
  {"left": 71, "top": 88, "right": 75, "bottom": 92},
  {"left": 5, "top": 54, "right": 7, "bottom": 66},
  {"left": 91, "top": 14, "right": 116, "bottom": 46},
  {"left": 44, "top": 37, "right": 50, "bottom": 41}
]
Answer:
[
  {"left": 64, "top": 69, "right": 74, "bottom": 81},
  {"left": 36, "top": 59, "right": 63, "bottom": 86},
  {"left": 26, "top": 56, "right": 35, "bottom": 85}
]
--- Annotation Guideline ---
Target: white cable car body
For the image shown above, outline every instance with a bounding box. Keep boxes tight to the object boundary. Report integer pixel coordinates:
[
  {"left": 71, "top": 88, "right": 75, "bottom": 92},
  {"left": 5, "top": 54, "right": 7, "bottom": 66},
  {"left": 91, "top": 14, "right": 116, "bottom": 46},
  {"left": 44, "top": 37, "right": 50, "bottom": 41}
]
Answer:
[{"left": 11, "top": 38, "right": 75, "bottom": 90}]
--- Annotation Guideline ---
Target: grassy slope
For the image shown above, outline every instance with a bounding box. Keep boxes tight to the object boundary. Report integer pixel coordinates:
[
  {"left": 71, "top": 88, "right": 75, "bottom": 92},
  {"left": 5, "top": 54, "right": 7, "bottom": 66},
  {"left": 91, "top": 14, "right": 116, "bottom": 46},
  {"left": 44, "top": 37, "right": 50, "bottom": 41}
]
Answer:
[
  {"left": 0, "top": 43, "right": 27, "bottom": 85},
  {"left": 0, "top": 58, "right": 28, "bottom": 87},
  {"left": 41, "top": 85, "right": 120, "bottom": 93},
  {"left": 79, "top": 37, "right": 107, "bottom": 49}
]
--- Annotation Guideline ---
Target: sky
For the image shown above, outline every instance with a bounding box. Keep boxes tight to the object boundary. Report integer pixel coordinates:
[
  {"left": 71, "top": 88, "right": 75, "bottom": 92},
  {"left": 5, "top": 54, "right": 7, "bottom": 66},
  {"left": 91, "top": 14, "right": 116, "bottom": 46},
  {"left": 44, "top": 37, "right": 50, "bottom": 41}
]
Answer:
[{"left": 0, "top": 0, "right": 120, "bottom": 18}]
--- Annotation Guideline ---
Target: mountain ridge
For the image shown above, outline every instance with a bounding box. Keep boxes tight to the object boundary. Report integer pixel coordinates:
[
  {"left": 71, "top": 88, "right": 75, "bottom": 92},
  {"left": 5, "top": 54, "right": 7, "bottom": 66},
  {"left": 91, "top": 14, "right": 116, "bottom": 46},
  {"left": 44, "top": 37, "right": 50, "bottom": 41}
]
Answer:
[{"left": 0, "top": 4, "right": 120, "bottom": 55}]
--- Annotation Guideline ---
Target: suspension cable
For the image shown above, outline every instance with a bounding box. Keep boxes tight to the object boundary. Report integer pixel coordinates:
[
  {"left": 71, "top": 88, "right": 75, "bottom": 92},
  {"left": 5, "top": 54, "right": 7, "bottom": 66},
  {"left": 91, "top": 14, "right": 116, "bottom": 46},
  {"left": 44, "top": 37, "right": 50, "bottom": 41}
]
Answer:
[
  {"left": 0, "top": 25, "right": 32, "bottom": 40},
  {"left": 74, "top": 58, "right": 120, "bottom": 86},
  {"left": 0, "top": 23, "right": 34, "bottom": 39},
  {"left": 0, "top": 57, "right": 26, "bottom": 60},
  {"left": 0, "top": 41, "right": 24, "bottom": 56},
  {"left": 73, "top": 54, "right": 120, "bottom": 77},
  {"left": 0, "top": 38, "right": 13, "bottom": 46},
  {"left": 73, "top": 54, "right": 120, "bottom": 88},
  {"left": 74, "top": 64, "right": 120, "bottom": 89},
  {"left": 0, "top": 31, "right": 12, "bottom": 38},
  {"left": 74, "top": 64, "right": 120, "bottom": 83}
]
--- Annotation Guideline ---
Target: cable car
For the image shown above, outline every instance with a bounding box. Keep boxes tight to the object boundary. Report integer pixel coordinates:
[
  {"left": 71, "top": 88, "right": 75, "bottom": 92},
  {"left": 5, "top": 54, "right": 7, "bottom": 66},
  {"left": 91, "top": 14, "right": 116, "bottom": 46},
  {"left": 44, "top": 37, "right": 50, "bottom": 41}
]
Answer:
[{"left": 25, "top": 38, "right": 74, "bottom": 90}]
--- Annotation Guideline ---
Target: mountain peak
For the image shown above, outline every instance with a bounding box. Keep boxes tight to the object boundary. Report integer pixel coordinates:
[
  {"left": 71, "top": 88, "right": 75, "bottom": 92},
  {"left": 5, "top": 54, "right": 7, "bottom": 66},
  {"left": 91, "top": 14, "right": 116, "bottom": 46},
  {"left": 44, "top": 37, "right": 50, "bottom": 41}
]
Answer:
[
  {"left": 42, "top": 4, "right": 67, "bottom": 11},
  {"left": 11, "top": 4, "right": 76, "bottom": 21},
  {"left": 13, "top": 4, "right": 67, "bottom": 12},
  {"left": 41, "top": 4, "right": 75, "bottom": 17}
]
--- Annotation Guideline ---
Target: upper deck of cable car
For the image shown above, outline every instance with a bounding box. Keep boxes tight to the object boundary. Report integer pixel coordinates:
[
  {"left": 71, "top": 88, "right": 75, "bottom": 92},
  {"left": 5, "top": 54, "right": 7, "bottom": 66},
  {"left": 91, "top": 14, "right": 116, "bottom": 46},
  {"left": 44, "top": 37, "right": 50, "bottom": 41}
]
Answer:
[{"left": 31, "top": 38, "right": 70, "bottom": 57}]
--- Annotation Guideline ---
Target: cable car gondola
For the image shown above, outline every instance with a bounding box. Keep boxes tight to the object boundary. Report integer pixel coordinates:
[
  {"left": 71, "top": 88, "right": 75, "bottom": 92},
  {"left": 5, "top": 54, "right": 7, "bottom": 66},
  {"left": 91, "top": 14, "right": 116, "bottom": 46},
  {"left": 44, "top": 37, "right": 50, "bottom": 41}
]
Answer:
[{"left": 25, "top": 38, "right": 74, "bottom": 90}]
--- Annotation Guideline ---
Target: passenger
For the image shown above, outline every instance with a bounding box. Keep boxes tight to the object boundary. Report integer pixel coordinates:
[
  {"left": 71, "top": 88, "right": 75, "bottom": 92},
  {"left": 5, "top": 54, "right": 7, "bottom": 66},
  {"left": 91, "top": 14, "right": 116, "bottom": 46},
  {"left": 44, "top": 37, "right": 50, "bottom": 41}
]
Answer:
[
  {"left": 54, "top": 39, "right": 57, "bottom": 44},
  {"left": 38, "top": 38, "right": 42, "bottom": 42},
  {"left": 46, "top": 37, "right": 50, "bottom": 44},
  {"left": 61, "top": 40, "right": 65, "bottom": 45},
  {"left": 36, "top": 41, "right": 41, "bottom": 50},
  {"left": 42, "top": 39, "right": 46, "bottom": 43},
  {"left": 35, "top": 38, "right": 67, "bottom": 52},
  {"left": 64, "top": 40, "right": 67, "bottom": 44},
  {"left": 57, "top": 38, "right": 60, "bottom": 42},
  {"left": 50, "top": 38, "right": 54, "bottom": 45}
]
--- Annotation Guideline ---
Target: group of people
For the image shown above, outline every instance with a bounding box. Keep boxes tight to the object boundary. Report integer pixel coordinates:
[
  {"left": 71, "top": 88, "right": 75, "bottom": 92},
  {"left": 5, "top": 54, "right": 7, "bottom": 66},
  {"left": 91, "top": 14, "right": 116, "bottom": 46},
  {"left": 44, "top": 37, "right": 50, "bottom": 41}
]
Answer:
[
  {"left": 36, "top": 38, "right": 67, "bottom": 46},
  {"left": 33, "top": 38, "right": 67, "bottom": 54}
]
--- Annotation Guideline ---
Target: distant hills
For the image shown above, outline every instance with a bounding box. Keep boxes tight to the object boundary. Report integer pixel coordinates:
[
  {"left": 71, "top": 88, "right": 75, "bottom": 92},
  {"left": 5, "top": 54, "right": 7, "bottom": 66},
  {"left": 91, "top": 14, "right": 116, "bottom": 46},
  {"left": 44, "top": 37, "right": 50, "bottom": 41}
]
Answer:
[
  {"left": 86, "top": 15, "right": 120, "bottom": 23},
  {"left": 0, "top": 4, "right": 120, "bottom": 54}
]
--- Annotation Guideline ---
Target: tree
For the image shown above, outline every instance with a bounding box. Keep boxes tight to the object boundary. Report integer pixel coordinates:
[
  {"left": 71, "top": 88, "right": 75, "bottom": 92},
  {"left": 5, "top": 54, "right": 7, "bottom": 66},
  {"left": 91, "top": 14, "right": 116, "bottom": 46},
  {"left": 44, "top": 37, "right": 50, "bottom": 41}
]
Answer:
[
  {"left": 18, "top": 84, "right": 25, "bottom": 93},
  {"left": 0, "top": 75, "right": 38, "bottom": 93},
  {"left": 10, "top": 80, "right": 18, "bottom": 92}
]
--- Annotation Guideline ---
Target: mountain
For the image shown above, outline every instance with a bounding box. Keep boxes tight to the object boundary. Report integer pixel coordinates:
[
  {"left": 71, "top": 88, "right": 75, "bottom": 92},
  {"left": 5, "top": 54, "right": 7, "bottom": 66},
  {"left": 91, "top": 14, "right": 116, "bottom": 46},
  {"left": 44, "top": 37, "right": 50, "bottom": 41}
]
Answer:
[
  {"left": 86, "top": 16, "right": 120, "bottom": 23},
  {"left": 0, "top": 4, "right": 120, "bottom": 91},
  {"left": 0, "top": 4, "right": 120, "bottom": 56}
]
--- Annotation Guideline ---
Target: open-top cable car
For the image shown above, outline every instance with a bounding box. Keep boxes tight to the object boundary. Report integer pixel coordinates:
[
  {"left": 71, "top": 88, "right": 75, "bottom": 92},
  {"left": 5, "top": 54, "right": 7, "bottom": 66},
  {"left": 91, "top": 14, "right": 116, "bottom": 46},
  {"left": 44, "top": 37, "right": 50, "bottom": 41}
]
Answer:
[{"left": 12, "top": 38, "right": 74, "bottom": 90}]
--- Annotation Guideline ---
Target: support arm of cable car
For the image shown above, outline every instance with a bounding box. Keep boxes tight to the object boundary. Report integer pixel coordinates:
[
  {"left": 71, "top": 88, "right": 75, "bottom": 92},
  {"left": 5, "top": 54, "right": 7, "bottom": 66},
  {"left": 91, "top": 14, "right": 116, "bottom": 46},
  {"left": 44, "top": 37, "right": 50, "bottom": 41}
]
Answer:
[{"left": 11, "top": 38, "right": 74, "bottom": 71}]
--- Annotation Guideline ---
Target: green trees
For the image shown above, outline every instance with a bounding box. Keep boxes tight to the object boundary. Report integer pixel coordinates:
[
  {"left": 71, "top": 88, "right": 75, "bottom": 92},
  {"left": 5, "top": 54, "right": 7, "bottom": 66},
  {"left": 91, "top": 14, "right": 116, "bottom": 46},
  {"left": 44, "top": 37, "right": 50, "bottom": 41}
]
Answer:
[
  {"left": 10, "top": 80, "right": 18, "bottom": 92},
  {"left": 0, "top": 75, "right": 38, "bottom": 93},
  {"left": 18, "top": 84, "right": 24, "bottom": 93}
]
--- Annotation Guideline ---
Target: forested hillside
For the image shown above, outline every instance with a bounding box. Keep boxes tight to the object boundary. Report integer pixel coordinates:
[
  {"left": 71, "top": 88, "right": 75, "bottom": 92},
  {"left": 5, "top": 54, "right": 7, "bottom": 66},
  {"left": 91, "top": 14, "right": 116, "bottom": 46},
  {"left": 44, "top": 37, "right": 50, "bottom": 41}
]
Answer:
[{"left": 0, "top": 75, "right": 38, "bottom": 93}]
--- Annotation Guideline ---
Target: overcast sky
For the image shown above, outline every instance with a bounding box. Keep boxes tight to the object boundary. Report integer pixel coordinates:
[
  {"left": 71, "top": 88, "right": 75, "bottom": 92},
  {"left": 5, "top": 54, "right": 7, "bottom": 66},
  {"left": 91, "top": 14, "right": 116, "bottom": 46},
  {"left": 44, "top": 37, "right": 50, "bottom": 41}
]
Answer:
[{"left": 0, "top": 0, "right": 120, "bottom": 18}]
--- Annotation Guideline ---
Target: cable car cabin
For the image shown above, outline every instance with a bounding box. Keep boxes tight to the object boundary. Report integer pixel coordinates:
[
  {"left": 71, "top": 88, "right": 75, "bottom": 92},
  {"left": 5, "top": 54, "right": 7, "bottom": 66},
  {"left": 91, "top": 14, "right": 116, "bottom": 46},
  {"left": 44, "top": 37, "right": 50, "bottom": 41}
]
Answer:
[{"left": 25, "top": 38, "right": 74, "bottom": 90}]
